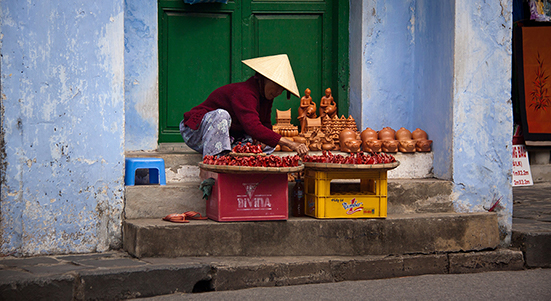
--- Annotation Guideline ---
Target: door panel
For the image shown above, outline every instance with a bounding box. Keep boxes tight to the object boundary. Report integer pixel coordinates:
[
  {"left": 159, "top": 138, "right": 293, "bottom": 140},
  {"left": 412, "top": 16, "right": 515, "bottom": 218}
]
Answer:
[
  {"left": 255, "top": 14, "right": 324, "bottom": 124},
  {"left": 165, "top": 12, "right": 232, "bottom": 134}
]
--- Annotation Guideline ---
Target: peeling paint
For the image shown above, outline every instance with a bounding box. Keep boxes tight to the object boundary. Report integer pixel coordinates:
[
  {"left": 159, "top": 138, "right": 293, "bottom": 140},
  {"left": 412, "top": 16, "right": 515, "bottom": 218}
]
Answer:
[
  {"left": 1, "top": 1, "right": 125, "bottom": 256},
  {"left": 124, "top": 0, "right": 159, "bottom": 151},
  {"left": 452, "top": 0, "right": 513, "bottom": 244}
]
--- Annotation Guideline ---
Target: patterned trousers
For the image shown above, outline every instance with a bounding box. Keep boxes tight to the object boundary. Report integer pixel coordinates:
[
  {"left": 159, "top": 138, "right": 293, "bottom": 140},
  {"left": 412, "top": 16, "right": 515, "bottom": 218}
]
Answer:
[
  {"left": 180, "top": 109, "right": 276, "bottom": 158},
  {"left": 180, "top": 109, "right": 232, "bottom": 158}
]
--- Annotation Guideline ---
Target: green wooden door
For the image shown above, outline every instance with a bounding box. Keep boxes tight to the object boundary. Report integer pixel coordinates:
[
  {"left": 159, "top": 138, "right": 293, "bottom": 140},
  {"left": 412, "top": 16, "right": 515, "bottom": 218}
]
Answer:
[{"left": 158, "top": 0, "right": 348, "bottom": 143}]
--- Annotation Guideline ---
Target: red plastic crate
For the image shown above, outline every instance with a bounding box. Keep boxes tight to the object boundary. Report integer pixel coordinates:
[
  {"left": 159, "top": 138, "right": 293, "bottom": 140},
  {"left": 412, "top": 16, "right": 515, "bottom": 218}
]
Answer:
[{"left": 201, "top": 170, "right": 288, "bottom": 222}]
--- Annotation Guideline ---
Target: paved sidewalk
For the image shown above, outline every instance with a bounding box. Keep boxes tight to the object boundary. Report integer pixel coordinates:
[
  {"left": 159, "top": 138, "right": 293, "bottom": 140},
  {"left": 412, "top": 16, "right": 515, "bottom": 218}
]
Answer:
[{"left": 512, "top": 182, "right": 551, "bottom": 267}]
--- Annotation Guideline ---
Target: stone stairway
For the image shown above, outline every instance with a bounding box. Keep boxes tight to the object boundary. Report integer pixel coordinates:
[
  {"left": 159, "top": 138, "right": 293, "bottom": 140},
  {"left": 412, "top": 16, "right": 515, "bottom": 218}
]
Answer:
[
  {"left": 123, "top": 144, "right": 500, "bottom": 259},
  {"left": 0, "top": 146, "right": 523, "bottom": 300}
]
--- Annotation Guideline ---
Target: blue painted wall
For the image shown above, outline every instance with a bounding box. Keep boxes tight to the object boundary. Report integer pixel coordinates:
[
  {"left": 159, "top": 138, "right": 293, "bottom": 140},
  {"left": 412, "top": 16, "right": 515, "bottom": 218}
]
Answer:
[
  {"left": 1, "top": 0, "right": 125, "bottom": 255},
  {"left": 413, "top": 0, "right": 455, "bottom": 179},
  {"left": 350, "top": 0, "right": 513, "bottom": 242},
  {"left": 354, "top": 0, "right": 416, "bottom": 132},
  {"left": 124, "top": 0, "right": 159, "bottom": 151}
]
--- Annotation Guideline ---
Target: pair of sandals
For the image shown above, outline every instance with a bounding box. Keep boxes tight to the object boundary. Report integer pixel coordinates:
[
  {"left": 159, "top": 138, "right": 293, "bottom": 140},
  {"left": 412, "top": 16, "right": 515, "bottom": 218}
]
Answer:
[{"left": 162, "top": 211, "right": 208, "bottom": 223}]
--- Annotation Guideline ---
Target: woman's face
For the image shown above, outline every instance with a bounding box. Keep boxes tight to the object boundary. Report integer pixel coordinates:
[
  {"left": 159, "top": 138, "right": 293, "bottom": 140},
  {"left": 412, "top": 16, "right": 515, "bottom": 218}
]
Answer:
[{"left": 264, "top": 78, "right": 285, "bottom": 100}]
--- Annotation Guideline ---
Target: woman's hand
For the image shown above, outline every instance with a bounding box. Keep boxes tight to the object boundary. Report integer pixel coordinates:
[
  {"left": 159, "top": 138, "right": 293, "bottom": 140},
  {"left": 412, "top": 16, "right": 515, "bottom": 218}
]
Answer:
[{"left": 279, "top": 137, "right": 309, "bottom": 156}]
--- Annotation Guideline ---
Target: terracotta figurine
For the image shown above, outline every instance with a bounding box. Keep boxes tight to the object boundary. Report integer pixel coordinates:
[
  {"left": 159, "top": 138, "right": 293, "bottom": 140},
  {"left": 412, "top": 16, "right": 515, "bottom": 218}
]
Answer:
[
  {"left": 396, "top": 127, "right": 416, "bottom": 153},
  {"left": 319, "top": 88, "right": 337, "bottom": 119},
  {"left": 298, "top": 88, "right": 316, "bottom": 133},
  {"left": 339, "top": 128, "right": 361, "bottom": 153},
  {"left": 412, "top": 128, "right": 432, "bottom": 152}
]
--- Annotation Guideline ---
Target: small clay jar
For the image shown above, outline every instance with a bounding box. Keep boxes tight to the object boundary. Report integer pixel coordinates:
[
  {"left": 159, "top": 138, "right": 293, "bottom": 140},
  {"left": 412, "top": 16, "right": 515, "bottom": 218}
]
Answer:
[
  {"left": 275, "top": 145, "right": 281, "bottom": 152},
  {"left": 382, "top": 140, "right": 399, "bottom": 152},
  {"left": 339, "top": 129, "right": 357, "bottom": 152},
  {"left": 281, "top": 145, "right": 293, "bottom": 152},
  {"left": 416, "top": 139, "right": 433, "bottom": 152},
  {"left": 412, "top": 128, "right": 428, "bottom": 140},
  {"left": 364, "top": 140, "right": 382, "bottom": 153},
  {"left": 345, "top": 140, "right": 362, "bottom": 153},
  {"left": 396, "top": 127, "right": 412, "bottom": 140},
  {"left": 293, "top": 136, "right": 307, "bottom": 144},
  {"left": 378, "top": 127, "right": 396, "bottom": 141},
  {"left": 399, "top": 140, "right": 416, "bottom": 152},
  {"left": 309, "top": 141, "right": 322, "bottom": 151},
  {"left": 325, "top": 103, "right": 337, "bottom": 117},
  {"left": 361, "top": 127, "right": 378, "bottom": 142},
  {"left": 322, "top": 143, "right": 335, "bottom": 151}
]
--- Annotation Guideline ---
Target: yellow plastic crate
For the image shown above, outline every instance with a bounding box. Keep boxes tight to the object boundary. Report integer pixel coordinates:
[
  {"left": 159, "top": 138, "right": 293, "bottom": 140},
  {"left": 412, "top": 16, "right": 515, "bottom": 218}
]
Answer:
[{"left": 304, "top": 169, "right": 388, "bottom": 218}]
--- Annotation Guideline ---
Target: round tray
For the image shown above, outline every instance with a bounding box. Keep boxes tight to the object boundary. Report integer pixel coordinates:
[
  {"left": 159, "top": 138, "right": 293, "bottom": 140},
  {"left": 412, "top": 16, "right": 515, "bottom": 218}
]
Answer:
[
  {"left": 198, "top": 162, "right": 304, "bottom": 174},
  {"left": 302, "top": 161, "right": 400, "bottom": 171},
  {"left": 228, "top": 152, "right": 266, "bottom": 157}
]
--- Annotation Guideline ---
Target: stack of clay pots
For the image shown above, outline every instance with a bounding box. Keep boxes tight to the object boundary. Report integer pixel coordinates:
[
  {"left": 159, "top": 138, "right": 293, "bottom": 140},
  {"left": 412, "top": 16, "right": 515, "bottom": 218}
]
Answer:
[
  {"left": 360, "top": 128, "right": 382, "bottom": 152},
  {"left": 396, "top": 127, "right": 416, "bottom": 152},
  {"left": 360, "top": 127, "right": 432, "bottom": 153},
  {"left": 412, "top": 128, "right": 432, "bottom": 152},
  {"left": 379, "top": 127, "right": 399, "bottom": 152},
  {"left": 339, "top": 129, "right": 362, "bottom": 153}
]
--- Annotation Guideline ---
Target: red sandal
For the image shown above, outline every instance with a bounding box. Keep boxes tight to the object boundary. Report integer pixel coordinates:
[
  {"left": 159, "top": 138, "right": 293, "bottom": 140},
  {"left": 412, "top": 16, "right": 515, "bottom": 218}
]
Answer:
[
  {"left": 162, "top": 213, "right": 189, "bottom": 223},
  {"left": 183, "top": 211, "right": 208, "bottom": 220}
]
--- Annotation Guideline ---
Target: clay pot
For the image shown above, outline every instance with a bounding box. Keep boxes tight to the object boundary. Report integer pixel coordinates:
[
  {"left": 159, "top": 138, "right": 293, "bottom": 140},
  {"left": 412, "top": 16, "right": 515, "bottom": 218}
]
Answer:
[
  {"left": 325, "top": 104, "right": 337, "bottom": 117},
  {"left": 382, "top": 140, "right": 399, "bottom": 152},
  {"left": 416, "top": 139, "right": 433, "bottom": 152},
  {"left": 306, "top": 105, "right": 317, "bottom": 118},
  {"left": 345, "top": 140, "right": 362, "bottom": 153},
  {"left": 293, "top": 136, "right": 307, "bottom": 144},
  {"left": 322, "top": 143, "right": 335, "bottom": 151},
  {"left": 412, "top": 128, "right": 428, "bottom": 140},
  {"left": 399, "top": 140, "right": 416, "bottom": 152},
  {"left": 309, "top": 142, "right": 322, "bottom": 151},
  {"left": 363, "top": 140, "right": 382, "bottom": 153},
  {"left": 281, "top": 145, "right": 293, "bottom": 152},
  {"left": 396, "top": 127, "right": 412, "bottom": 140},
  {"left": 361, "top": 128, "right": 378, "bottom": 142},
  {"left": 378, "top": 127, "right": 396, "bottom": 141},
  {"left": 275, "top": 145, "right": 281, "bottom": 152},
  {"left": 339, "top": 129, "right": 357, "bottom": 152}
]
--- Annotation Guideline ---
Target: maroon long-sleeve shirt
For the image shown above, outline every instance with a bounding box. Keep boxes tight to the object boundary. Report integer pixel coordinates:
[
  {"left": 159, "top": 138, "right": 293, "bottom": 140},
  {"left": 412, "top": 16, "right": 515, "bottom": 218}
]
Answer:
[{"left": 183, "top": 76, "right": 282, "bottom": 147}]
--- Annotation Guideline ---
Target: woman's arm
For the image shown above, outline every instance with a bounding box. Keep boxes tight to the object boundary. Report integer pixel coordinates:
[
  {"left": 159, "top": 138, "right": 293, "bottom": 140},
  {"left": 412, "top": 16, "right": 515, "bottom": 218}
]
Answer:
[{"left": 278, "top": 137, "right": 309, "bottom": 156}]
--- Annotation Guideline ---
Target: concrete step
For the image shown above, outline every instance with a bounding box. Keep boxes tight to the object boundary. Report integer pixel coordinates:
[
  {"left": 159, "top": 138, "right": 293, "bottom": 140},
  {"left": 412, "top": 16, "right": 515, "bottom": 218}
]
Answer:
[
  {"left": 124, "top": 179, "right": 453, "bottom": 220},
  {"left": 0, "top": 249, "right": 524, "bottom": 300},
  {"left": 123, "top": 212, "right": 499, "bottom": 258},
  {"left": 126, "top": 143, "right": 435, "bottom": 183},
  {"left": 124, "top": 182, "right": 204, "bottom": 219}
]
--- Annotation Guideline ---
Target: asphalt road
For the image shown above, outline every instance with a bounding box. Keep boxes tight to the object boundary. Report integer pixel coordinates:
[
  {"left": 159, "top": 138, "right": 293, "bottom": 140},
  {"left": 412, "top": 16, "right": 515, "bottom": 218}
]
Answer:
[{"left": 135, "top": 269, "right": 551, "bottom": 301}]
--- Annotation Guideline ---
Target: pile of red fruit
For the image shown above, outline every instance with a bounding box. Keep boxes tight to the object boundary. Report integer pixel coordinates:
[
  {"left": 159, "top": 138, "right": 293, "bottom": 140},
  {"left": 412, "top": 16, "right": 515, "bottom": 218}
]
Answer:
[
  {"left": 203, "top": 154, "right": 301, "bottom": 167},
  {"left": 302, "top": 150, "right": 396, "bottom": 165},
  {"left": 232, "top": 142, "right": 263, "bottom": 154}
]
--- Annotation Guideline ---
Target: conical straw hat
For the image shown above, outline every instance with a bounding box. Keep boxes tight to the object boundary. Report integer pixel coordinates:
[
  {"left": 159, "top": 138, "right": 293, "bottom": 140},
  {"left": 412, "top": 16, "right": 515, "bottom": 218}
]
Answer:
[{"left": 242, "top": 54, "right": 300, "bottom": 98}]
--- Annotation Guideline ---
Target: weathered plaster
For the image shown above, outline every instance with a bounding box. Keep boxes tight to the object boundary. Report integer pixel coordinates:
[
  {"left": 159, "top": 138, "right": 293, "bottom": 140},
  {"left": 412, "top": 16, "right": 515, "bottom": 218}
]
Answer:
[
  {"left": 0, "top": 1, "right": 125, "bottom": 256},
  {"left": 452, "top": 0, "right": 513, "bottom": 244},
  {"left": 412, "top": 0, "right": 455, "bottom": 180},
  {"left": 353, "top": 0, "right": 416, "bottom": 131},
  {"left": 124, "top": 0, "right": 159, "bottom": 151}
]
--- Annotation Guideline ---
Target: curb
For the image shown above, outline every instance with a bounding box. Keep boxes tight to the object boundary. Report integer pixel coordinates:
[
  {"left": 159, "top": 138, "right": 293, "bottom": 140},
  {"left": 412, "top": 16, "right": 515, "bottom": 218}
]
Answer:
[{"left": 1, "top": 249, "right": 524, "bottom": 300}]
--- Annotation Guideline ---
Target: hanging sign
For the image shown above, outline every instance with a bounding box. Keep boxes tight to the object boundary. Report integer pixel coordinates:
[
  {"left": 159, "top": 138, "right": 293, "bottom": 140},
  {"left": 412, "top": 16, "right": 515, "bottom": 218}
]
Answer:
[{"left": 512, "top": 144, "right": 533, "bottom": 186}]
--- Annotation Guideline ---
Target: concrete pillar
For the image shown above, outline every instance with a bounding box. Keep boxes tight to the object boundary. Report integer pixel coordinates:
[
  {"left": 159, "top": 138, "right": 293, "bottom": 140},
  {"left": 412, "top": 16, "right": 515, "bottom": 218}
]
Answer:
[
  {"left": 451, "top": 0, "right": 513, "bottom": 244},
  {"left": 1, "top": 0, "right": 126, "bottom": 255}
]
